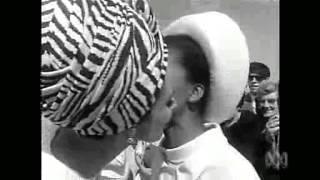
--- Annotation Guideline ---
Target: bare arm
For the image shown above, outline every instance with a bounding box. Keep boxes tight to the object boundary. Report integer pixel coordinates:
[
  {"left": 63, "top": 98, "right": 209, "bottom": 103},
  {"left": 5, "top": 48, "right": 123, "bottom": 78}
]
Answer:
[
  {"left": 48, "top": 112, "right": 159, "bottom": 179},
  {"left": 50, "top": 127, "right": 130, "bottom": 178}
]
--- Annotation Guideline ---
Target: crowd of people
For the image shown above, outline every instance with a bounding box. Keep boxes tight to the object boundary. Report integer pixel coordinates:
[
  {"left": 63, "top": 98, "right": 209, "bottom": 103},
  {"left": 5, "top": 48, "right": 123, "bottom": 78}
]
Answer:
[
  {"left": 222, "top": 62, "right": 281, "bottom": 180},
  {"left": 41, "top": 0, "right": 282, "bottom": 179}
]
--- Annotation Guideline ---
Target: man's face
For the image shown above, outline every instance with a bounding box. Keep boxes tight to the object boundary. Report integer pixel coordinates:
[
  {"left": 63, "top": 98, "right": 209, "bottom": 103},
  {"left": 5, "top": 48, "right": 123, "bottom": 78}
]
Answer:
[
  {"left": 256, "top": 92, "right": 279, "bottom": 118},
  {"left": 248, "top": 73, "right": 267, "bottom": 94}
]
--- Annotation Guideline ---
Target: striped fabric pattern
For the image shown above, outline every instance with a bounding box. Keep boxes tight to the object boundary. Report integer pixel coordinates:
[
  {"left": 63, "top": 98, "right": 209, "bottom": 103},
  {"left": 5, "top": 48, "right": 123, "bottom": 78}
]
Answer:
[{"left": 41, "top": 0, "right": 168, "bottom": 136}]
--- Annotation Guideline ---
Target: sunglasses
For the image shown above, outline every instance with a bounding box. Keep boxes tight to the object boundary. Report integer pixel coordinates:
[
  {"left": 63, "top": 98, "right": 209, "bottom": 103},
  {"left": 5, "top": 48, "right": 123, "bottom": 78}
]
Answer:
[{"left": 249, "top": 75, "right": 265, "bottom": 82}]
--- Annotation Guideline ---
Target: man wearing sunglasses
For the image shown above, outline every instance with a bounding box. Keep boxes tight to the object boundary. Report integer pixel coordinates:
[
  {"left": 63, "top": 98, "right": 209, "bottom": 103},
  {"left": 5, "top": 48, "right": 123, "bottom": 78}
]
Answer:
[{"left": 242, "top": 62, "right": 271, "bottom": 114}]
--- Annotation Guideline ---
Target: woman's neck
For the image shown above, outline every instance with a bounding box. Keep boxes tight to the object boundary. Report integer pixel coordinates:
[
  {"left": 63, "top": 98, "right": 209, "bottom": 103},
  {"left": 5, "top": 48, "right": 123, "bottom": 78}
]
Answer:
[{"left": 162, "top": 111, "right": 206, "bottom": 149}]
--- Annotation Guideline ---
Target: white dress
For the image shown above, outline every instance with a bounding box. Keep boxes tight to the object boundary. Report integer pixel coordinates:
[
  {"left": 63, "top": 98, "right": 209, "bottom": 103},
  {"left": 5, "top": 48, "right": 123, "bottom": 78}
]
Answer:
[{"left": 150, "top": 124, "right": 261, "bottom": 180}]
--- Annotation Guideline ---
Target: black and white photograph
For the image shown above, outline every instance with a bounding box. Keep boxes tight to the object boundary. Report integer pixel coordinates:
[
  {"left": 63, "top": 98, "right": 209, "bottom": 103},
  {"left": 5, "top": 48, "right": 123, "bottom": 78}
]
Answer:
[{"left": 41, "top": 0, "right": 282, "bottom": 179}]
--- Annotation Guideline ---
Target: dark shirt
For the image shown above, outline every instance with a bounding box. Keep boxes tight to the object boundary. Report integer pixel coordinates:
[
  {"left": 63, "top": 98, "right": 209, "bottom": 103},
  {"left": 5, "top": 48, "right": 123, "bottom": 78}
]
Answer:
[
  {"left": 241, "top": 93, "right": 256, "bottom": 114},
  {"left": 222, "top": 110, "right": 279, "bottom": 180}
]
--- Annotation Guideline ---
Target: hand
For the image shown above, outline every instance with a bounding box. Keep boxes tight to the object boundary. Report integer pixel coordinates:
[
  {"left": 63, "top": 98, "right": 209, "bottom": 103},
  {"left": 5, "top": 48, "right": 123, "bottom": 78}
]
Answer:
[
  {"left": 135, "top": 151, "right": 144, "bottom": 168},
  {"left": 134, "top": 146, "right": 153, "bottom": 178},
  {"left": 266, "top": 115, "right": 279, "bottom": 135},
  {"left": 264, "top": 115, "right": 279, "bottom": 143}
]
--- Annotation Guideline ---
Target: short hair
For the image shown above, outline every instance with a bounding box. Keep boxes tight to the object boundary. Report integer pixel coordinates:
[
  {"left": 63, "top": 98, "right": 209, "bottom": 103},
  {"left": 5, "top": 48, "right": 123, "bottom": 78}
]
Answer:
[
  {"left": 164, "top": 35, "right": 210, "bottom": 115},
  {"left": 249, "top": 62, "right": 271, "bottom": 79},
  {"left": 255, "top": 80, "right": 278, "bottom": 100}
]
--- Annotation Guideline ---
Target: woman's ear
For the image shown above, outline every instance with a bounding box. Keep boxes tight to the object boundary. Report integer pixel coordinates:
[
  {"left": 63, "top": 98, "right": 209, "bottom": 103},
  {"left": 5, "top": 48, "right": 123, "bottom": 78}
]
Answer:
[{"left": 188, "top": 83, "right": 205, "bottom": 103}]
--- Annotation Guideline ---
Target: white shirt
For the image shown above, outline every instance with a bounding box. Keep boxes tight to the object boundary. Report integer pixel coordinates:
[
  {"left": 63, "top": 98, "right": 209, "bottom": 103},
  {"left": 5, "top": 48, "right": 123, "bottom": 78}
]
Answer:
[{"left": 150, "top": 124, "right": 260, "bottom": 180}]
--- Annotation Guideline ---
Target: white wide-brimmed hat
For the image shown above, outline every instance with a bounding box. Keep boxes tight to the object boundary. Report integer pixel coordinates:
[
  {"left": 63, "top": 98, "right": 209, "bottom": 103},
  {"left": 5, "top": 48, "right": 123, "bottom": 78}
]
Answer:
[{"left": 163, "top": 12, "right": 250, "bottom": 124}]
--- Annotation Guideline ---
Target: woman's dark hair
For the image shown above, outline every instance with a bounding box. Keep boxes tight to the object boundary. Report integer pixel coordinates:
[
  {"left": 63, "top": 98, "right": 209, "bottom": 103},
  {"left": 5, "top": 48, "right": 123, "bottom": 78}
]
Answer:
[{"left": 164, "top": 35, "right": 210, "bottom": 115}]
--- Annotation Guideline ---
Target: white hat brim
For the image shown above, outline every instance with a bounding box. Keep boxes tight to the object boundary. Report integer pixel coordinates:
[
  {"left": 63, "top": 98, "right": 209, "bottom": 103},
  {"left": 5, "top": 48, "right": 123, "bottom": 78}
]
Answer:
[{"left": 163, "top": 12, "right": 250, "bottom": 123}]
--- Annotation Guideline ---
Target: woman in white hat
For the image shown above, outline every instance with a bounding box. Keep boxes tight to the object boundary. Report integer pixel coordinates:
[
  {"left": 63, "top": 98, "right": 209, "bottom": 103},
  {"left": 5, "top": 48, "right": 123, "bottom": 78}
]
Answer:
[{"left": 146, "top": 12, "right": 261, "bottom": 180}]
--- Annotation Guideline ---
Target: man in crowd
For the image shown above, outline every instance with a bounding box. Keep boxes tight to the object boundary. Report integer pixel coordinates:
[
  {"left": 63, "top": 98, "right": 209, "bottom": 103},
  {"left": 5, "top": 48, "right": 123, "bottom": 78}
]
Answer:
[
  {"left": 242, "top": 62, "right": 271, "bottom": 114},
  {"left": 223, "top": 80, "right": 280, "bottom": 180}
]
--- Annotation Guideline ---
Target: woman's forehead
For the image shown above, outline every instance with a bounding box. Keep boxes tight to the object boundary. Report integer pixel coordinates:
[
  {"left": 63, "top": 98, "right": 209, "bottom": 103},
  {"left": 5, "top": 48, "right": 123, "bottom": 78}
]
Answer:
[{"left": 258, "top": 92, "right": 278, "bottom": 100}]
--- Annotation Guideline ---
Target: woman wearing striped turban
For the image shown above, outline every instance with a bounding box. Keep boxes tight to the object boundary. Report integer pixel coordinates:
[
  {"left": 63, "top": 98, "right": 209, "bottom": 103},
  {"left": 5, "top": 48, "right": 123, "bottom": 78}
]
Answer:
[{"left": 41, "top": 0, "right": 175, "bottom": 178}]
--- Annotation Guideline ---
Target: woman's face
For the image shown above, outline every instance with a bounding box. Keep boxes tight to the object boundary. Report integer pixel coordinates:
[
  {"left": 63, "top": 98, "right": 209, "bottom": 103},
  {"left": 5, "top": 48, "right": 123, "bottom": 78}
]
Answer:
[
  {"left": 136, "top": 81, "right": 176, "bottom": 142},
  {"left": 135, "top": 46, "right": 191, "bottom": 142},
  {"left": 165, "top": 46, "right": 194, "bottom": 122},
  {"left": 256, "top": 92, "right": 279, "bottom": 118}
]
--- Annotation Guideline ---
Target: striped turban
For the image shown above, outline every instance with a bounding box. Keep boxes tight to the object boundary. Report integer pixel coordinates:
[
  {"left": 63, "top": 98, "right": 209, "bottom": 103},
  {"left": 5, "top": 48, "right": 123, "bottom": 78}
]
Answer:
[{"left": 41, "top": 0, "right": 168, "bottom": 136}]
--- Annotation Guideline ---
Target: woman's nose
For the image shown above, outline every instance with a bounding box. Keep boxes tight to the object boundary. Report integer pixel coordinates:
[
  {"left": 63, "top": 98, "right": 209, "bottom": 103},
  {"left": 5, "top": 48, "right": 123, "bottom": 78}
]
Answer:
[{"left": 262, "top": 101, "right": 270, "bottom": 108}]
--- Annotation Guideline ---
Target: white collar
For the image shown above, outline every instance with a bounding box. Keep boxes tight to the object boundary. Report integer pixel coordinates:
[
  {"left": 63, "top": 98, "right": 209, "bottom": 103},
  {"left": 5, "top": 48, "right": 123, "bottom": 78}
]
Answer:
[{"left": 161, "top": 123, "right": 227, "bottom": 164}]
